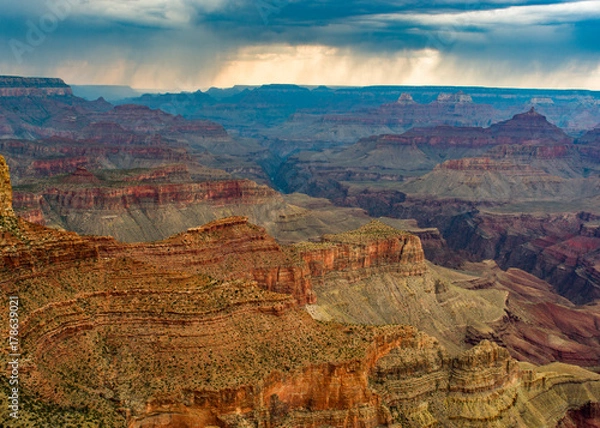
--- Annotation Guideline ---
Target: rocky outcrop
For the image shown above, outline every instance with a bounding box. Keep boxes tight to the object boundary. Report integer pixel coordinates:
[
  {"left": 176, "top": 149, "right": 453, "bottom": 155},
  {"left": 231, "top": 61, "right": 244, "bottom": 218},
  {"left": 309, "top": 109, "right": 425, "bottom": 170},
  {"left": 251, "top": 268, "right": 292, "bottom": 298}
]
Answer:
[
  {"left": 0, "top": 76, "right": 229, "bottom": 150},
  {"left": 12, "top": 192, "right": 45, "bottom": 224},
  {"left": 400, "top": 158, "right": 587, "bottom": 202},
  {"left": 437, "top": 157, "right": 540, "bottom": 173},
  {"left": 397, "top": 93, "right": 416, "bottom": 104},
  {"left": 0, "top": 76, "right": 72, "bottom": 97},
  {"left": 121, "top": 164, "right": 190, "bottom": 183},
  {"left": 98, "top": 104, "right": 228, "bottom": 139},
  {"left": 0, "top": 156, "right": 14, "bottom": 216},
  {"left": 294, "top": 220, "right": 426, "bottom": 280},
  {"left": 558, "top": 402, "right": 600, "bottom": 427},
  {"left": 363, "top": 108, "right": 571, "bottom": 149},
  {"left": 446, "top": 341, "right": 521, "bottom": 423},
  {"left": 577, "top": 127, "right": 600, "bottom": 146},
  {"left": 357, "top": 125, "right": 491, "bottom": 148},
  {"left": 41, "top": 179, "right": 277, "bottom": 212},
  {"left": 436, "top": 210, "right": 600, "bottom": 304},
  {"left": 437, "top": 91, "right": 473, "bottom": 103},
  {"left": 125, "top": 216, "right": 314, "bottom": 305},
  {"left": 371, "top": 339, "right": 600, "bottom": 427},
  {"left": 0, "top": 137, "right": 193, "bottom": 183},
  {"left": 491, "top": 267, "right": 600, "bottom": 367},
  {"left": 487, "top": 107, "right": 573, "bottom": 145},
  {"left": 487, "top": 143, "right": 575, "bottom": 161},
  {"left": 123, "top": 219, "right": 427, "bottom": 305},
  {"left": 0, "top": 164, "right": 425, "bottom": 426},
  {"left": 12, "top": 161, "right": 395, "bottom": 244},
  {"left": 576, "top": 128, "right": 600, "bottom": 162},
  {"left": 11, "top": 172, "right": 290, "bottom": 242},
  {"left": 28, "top": 157, "right": 99, "bottom": 177}
]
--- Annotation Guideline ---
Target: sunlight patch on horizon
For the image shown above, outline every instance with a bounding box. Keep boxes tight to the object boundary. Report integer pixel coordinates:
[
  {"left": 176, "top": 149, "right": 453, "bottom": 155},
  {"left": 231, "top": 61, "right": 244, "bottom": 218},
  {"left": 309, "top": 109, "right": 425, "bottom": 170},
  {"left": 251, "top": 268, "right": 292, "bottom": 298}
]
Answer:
[{"left": 212, "top": 45, "right": 443, "bottom": 87}]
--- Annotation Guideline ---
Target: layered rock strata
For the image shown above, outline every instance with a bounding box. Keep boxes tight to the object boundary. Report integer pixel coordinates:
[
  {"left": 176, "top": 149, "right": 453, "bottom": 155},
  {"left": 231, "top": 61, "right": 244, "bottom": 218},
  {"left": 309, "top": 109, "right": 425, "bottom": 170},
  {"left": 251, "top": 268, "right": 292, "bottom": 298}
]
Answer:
[
  {"left": 294, "top": 220, "right": 427, "bottom": 280},
  {"left": 1, "top": 155, "right": 600, "bottom": 427},
  {"left": 372, "top": 339, "right": 600, "bottom": 427},
  {"left": 0, "top": 156, "right": 14, "bottom": 216},
  {"left": 0, "top": 76, "right": 73, "bottom": 97}
]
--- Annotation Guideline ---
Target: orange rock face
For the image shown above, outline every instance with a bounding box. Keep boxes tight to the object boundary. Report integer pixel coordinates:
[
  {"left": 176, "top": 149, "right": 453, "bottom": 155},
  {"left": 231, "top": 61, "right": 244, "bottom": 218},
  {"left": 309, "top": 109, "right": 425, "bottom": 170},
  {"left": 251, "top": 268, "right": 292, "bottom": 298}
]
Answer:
[
  {"left": 122, "top": 216, "right": 315, "bottom": 305},
  {"left": 0, "top": 217, "right": 426, "bottom": 427},
  {"left": 12, "top": 174, "right": 280, "bottom": 236},
  {"left": 0, "top": 156, "right": 14, "bottom": 216},
  {"left": 41, "top": 179, "right": 277, "bottom": 211},
  {"left": 295, "top": 221, "right": 427, "bottom": 280}
]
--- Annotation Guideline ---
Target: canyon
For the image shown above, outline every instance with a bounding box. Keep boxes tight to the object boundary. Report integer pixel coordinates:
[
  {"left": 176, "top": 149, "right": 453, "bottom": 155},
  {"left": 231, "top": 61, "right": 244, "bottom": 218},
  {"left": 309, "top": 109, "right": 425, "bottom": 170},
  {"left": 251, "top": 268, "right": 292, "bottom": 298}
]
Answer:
[
  {"left": 2, "top": 154, "right": 600, "bottom": 426},
  {"left": 3, "top": 76, "right": 600, "bottom": 427},
  {"left": 269, "top": 108, "right": 600, "bottom": 310}
]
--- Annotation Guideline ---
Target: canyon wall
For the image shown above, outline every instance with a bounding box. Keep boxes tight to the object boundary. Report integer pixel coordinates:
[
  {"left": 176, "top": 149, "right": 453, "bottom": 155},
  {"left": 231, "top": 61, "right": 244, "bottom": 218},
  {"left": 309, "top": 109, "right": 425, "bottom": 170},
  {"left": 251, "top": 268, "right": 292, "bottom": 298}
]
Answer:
[
  {"left": 0, "top": 76, "right": 73, "bottom": 97},
  {"left": 294, "top": 220, "right": 427, "bottom": 279},
  {"left": 0, "top": 155, "right": 14, "bottom": 216}
]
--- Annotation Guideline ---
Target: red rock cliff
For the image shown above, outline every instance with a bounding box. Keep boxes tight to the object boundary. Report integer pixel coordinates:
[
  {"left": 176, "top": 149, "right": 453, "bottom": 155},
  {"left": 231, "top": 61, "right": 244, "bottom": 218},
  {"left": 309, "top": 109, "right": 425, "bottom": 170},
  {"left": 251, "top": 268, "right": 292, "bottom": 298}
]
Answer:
[
  {"left": 40, "top": 179, "right": 278, "bottom": 211},
  {"left": 295, "top": 220, "right": 427, "bottom": 279}
]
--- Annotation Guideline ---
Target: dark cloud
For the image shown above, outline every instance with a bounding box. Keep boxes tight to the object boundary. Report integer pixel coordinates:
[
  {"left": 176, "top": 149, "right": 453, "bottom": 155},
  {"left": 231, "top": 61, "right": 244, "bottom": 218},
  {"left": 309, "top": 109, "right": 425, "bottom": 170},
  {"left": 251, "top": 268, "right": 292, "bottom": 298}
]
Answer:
[{"left": 0, "top": 0, "right": 598, "bottom": 89}]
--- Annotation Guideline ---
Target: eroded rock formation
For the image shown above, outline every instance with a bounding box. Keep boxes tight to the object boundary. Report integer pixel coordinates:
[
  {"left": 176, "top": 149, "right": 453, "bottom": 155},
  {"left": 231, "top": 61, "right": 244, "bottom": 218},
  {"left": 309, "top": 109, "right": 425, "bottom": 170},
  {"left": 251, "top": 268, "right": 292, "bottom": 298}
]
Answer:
[
  {"left": 1, "top": 155, "right": 600, "bottom": 427},
  {"left": 0, "top": 155, "right": 14, "bottom": 216},
  {"left": 0, "top": 76, "right": 73, "bottom": 97},
  {"left": 294, "top": 220, "right": 427, "bottom": 279}
]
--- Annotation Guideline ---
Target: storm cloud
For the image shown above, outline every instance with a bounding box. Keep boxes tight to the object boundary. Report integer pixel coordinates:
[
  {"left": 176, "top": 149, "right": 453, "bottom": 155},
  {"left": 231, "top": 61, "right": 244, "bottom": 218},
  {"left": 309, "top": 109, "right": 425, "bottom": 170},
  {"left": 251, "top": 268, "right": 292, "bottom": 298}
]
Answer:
[{"left": 0, "top": 0, "right": 599, "bottom": 89}]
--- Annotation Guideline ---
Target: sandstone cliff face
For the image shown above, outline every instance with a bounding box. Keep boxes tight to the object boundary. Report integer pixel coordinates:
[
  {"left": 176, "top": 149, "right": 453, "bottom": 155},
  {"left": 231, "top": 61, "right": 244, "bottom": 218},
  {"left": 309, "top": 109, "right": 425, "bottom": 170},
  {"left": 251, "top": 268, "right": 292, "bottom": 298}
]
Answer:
[
  {"left": 11, "top": 169, "right": 295, "bottom": 242},
  {"left": 0, "top": 156, "right": 14, "bottom": 216},
  {"left": 456, "top": 264, "right": 600, "bottom": 368},
  {"left": 359, "top": 108, "right": 571, "bottom": 149},
  {"left": 488, "top": 143, "right": 573, "bottom": 160},
  {"left": 41, "top": 179, "right": 277, "bottom": 212},
  {"left": 558, "top": 402, "right": 600, "bottom": 427},
  {"left": 0, "top": 137, "right": 192, "bottom": 184},
  {"left": 28, "top": 156, "right": 99, "bottom": 177},
  {"left": 358, "top": 126, "right": 491, "bottom": 149},
  {"left": 12, "top": 191, "right": 45, "bottom": 224},
  {"left": 124, "top": 216, "right": 314, "bottom": 305},
  {"left": 372, "top": 339, "right": 600, "bottom": 427},
  {"left": 0, "top": 198, "right": 429, "bottom": 427},
  {"left": 438, "top": 210, "right": 600, "bottom": 304},
  {"left": 98, "top": 104, "right": 228, "bottom": 139},
  {"left": 294, "top": 220, "right": 427, "bottom": 279},
  {"left": 400, "top": 159, "right": 588, "bottom": 202}
]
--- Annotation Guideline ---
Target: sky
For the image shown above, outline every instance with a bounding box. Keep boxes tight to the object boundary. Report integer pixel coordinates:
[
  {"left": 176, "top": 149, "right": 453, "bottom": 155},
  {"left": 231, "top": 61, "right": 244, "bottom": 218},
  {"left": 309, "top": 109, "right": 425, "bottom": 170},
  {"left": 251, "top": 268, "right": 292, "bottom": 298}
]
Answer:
[{"left": 0, "top": 0, "right": 599, "bottom": 91}]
